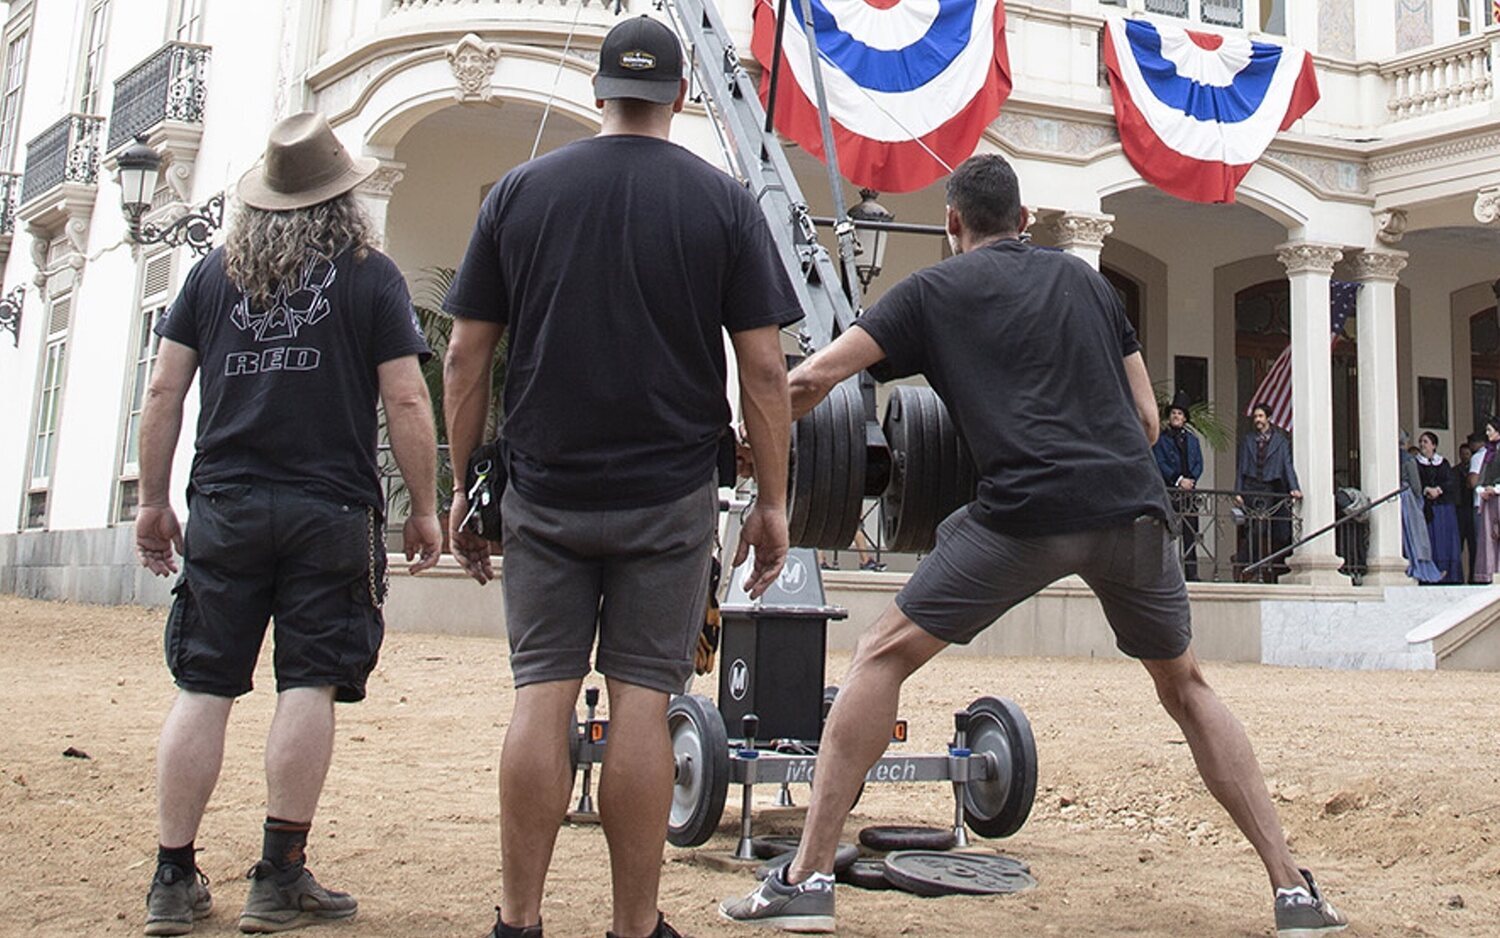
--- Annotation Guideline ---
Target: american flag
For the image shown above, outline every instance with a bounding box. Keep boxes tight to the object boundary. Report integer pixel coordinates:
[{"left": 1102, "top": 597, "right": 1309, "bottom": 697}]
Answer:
[{"left": 1245, "top": 280, "right": 1360, "bottom": 433}]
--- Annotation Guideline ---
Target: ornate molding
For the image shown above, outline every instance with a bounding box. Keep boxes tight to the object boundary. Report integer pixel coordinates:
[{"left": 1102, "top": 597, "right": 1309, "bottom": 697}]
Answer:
[
  {"left": 447, "top": 33, "right": 500, "bottom": 102},
  {"left": 358, "top": 164, "right": 406, "bottom": 198},
  {"left": 1369, "top": 131, "right": 1500, "bottom": 177},
  {"left": 1264, "top": 149, "right": 1369, "bottom": 195},
  {"left": 1374, "top": 208, "right": 1408, "bottom": 244},
  {"left": 1035, "top": 211, "right": 1114, "bottom": 249},
  {"left": 1476, "top": 186, "right": 1500, "bottom": 226},
  {"left": 1347, "top": 249, "right": 1409, "bottom": 283},
  {"left": 1276, "top": 241, "right": 1344, "bottom": 275},
  {"left": 990, "top": 111, "right": 1117, "bottom": 161}
]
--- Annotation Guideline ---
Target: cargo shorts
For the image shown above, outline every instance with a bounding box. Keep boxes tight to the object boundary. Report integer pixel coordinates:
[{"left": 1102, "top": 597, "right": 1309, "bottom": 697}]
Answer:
[{"left": 164, "top": 481, "right": 387, "bottom": 703}]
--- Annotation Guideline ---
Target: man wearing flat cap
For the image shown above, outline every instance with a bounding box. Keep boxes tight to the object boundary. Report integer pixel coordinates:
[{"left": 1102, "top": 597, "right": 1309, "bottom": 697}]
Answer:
[
  {"left": 443, "top": 14, "right": 800, "bottom": 938},
  {"left": 136, "top": 112, "right": 442, "bottom": 935}
]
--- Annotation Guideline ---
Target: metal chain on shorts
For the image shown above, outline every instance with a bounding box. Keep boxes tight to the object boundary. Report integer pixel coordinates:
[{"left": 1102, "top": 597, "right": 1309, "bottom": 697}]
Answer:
[{"left": 366, "top": 507, "right": 388, "bottom": 609}]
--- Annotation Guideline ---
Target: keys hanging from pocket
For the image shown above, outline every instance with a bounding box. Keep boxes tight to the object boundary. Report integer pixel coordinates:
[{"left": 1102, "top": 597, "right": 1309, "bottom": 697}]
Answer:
[{"left": 460, "top": 461, "right": 492, "bottom": 531}]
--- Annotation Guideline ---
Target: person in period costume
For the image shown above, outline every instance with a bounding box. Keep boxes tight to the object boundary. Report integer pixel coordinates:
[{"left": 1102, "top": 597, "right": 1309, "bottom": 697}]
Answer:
[
  {"left": 1399, "top": 433, "right": 1443, "bottom": 583},
  {"left": 1153, "top": 389, "right": 1205, "bottom": 580},
  {"left": 1235, "top": 404, "right": 1301, "bottom": 581},
  {"left": 1416, "top": 432, "right": 1463, "bottom": 584},
  {"left": 1468, "top": 420, "right": 1500, "bottom": 584}
]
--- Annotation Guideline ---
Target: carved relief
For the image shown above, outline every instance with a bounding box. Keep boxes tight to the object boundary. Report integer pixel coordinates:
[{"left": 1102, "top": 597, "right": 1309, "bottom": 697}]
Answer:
[
  {"left": 1348, "top": 250, "right": 1409, "bottom": 283},
  {"left": 1374, "top": 208, "right": 1408, "bottom": 244},
  {"left": 1476, "top": 186, "right": 1500, "bottom": 226},
  {"left": 1276, "top": 242, "right": 1344, "bottom": 275},
  {"left": 358, "top": 166, "right": 406, "bottom": 198},
  {"left": 1036, "top": 212, "right": 1115, "bottom": 249},
  {"left": 1318, "top": 0, "right": 1356, "bottom": 59},
  {"left": 1264, "top": 150, "right": 1368, "bottom": 194},
  {"left": 991, "top": 112, "right": 1117, "bottom": 158},
  {"left": 448, "top": 34, "right": 501, "bottom": 103},
  {"left": 1395, "top": 0, "right": 1433, "bottom": 54}
]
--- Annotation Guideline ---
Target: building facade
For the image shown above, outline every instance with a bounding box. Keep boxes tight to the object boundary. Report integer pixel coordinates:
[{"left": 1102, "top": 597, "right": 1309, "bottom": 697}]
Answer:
[{"left": 1, "top": 0, "right": 1498, "bottom": 603}]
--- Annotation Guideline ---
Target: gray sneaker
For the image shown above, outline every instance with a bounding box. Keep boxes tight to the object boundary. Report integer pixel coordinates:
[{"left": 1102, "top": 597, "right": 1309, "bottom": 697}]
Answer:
[
  {"left": 1275, "top": 869, "right": 1348, "bottom": 937},
  {"left": 145, "top": 864, "right": 213, "bottom": 936},
  {"left": 719, "top": 868, "right": 834, "bottom": 933},
  {"left": 238, "top": 860, "right": 357, "bottom": 933}
]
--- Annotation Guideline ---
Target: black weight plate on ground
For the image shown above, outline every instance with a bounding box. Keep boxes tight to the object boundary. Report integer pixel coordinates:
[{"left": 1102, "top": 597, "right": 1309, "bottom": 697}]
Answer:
[
  {"left": 665, "top": 695, "right": 729, "bottom": 848},
  {"left": 755, "top": 843, "right": 860, "bottom": 880},
  {"left": 750, "top": 835, "right": 803, "bottom": 860},
  {"left": 962, "top": 696, "right": 1038, "bottom": 839},
  {"left": 858, "top": 825, "right": 958, "bottom": 852},
  {"left": 883, "top": 851, "right": 1037, "bottom": 897},
  {"left": 786, "top": 409, "right": 818, "bottom": 546},
  {"left": 838, "top": 858, "right": 894, "bottom": 890}
]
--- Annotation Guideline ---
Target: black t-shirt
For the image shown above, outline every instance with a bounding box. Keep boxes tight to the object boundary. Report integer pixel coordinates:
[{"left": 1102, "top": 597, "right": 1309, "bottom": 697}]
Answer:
[
  {"left": 156, "top": 246, "right": 431, "bottom": 510},
  {"left": 444, "top": 134, "right": 803, "bottom": 510},
  {"left": 855, "top": 239, "right": 1168, "bottom": 536}
]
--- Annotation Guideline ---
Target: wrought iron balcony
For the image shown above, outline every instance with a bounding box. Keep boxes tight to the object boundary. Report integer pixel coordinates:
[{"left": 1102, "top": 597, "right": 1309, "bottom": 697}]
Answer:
[
  {"left": 20, "top": 114, "right": 104, "bottom": 207},
  {"left": 0, "top": 171, "right": 18, "bottom": 235},
  {"left": 109, "top": 42, "right": 211, "bottom": 153}
]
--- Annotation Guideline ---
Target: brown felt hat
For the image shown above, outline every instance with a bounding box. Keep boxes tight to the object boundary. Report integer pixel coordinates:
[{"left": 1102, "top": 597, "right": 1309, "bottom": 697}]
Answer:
[{"left": 237, "top": 112, "right": 378, "bottom": 211}]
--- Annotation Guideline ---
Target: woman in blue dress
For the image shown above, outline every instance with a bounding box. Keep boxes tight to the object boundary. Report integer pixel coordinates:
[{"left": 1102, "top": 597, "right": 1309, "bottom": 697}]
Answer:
[{"left": 1416, "top": 432, "right": 1464, "bottom": 584}]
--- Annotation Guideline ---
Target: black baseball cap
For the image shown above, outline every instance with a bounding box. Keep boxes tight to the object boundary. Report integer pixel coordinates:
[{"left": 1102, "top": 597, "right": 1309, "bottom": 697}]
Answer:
[{"left": 593, "top": 15, "right": 683, "bottom": 105}]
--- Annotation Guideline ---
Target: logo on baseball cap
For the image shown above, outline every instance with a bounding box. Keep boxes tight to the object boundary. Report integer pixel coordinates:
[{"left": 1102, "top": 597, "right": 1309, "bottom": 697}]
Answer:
[{"left": 594, "top": 15, "right": 683, "bottom": 105}]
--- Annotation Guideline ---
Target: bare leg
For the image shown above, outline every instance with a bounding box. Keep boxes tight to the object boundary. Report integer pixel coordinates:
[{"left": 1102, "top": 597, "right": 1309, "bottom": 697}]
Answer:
[
  {"left": 498, "top": 679, "right": 583, "bottom": 929},
  {"left": 788, "top": 606, "right": 946, "bottom": 882},
  {"left": 157, "top": 691, "right": 235, "bottom": 847},
  {"left": 1141, "top": 647, "right": 1302, "bottom": 891},
  {"left": 598, "top": 678, "right": 672, "bottom": 938},
  {"left": 264, "top": 687, "right": 336, "bottom": 823}
]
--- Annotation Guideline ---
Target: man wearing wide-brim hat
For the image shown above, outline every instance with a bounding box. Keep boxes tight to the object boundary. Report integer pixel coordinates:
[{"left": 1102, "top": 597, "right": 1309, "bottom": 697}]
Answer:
[
  {"left": 135, "top": 111, "right": 442, "bottom": 936},
  {"left": 1153, "top": 388, "right": 1205, "bottom": 580}
]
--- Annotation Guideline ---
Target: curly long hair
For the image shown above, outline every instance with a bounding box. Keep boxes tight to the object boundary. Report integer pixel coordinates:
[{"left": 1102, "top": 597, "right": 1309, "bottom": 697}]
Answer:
[{"left": 222, "top": 193, "right": 376, "bottom": 306}]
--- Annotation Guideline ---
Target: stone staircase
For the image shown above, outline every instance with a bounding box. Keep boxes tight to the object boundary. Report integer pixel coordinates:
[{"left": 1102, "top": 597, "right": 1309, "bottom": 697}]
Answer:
[{"left": 1261, "top": 585, "right": 1500, "bottom": 670}]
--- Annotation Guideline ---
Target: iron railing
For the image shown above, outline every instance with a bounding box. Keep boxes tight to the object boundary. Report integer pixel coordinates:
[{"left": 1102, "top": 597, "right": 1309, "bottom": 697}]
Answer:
[
  {"left": 0, "top": 171, "right": 17, "bottom": 234},
  {"left": 109, "top": 42, "right": 211, "bottom": 152},
  {"left": 20, "top": 114, "right": 103, "bottom": 206}
]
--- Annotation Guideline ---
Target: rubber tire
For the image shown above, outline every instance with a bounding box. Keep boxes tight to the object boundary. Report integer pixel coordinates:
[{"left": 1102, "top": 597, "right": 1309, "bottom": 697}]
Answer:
[
  {"left": 665, "top": 695, "right": 730, "bottom": 848},
  {"left": 961, "top": 696, "right": 1038, "bottom": 839},
  {"left": 858, "top": 825, "right": 958, "bottom": 852}
]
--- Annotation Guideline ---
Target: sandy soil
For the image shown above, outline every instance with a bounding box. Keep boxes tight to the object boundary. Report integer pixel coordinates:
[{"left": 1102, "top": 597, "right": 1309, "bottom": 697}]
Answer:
[{"left": 2, "top": 594, "right": 1498, "bottom": 938}]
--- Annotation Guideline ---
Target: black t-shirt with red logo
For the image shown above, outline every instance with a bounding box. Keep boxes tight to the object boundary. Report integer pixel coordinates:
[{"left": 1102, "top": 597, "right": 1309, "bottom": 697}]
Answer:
[{"left": 156, "top": 246, "right": 430, "bottom": 510}]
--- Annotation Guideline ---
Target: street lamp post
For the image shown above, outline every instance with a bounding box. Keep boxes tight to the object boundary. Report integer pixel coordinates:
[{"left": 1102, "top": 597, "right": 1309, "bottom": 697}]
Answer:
[
  {"left": 116, "top": 135, "right": 223, "bottom": 256},
  {"left": 848, "top": 188, "right": 894, "bottom": 289}
]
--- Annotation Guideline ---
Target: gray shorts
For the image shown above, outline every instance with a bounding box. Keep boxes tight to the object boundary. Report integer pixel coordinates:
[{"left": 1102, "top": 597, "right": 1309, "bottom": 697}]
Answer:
[
  {"left": 500, "top": 481, "right": 717, "bottom": 694},
  {"left": 897, "top": 508, "right": 1192, "bottom": 659}
]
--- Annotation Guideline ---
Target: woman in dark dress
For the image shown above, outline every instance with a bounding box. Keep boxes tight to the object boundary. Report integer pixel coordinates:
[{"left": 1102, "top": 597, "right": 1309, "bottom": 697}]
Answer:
[{"left": 1417, "top": 432, "right": 1463, "bottom": 584}]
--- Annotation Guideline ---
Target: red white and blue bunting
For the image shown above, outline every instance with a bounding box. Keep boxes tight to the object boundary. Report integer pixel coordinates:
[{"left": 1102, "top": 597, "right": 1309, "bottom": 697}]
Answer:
[
  {"left": 751, "top": 0, "right": 1011, "bottom": 193},
  {"left": 1103, "top": 18, "right": 1320, "bottom": 204}
]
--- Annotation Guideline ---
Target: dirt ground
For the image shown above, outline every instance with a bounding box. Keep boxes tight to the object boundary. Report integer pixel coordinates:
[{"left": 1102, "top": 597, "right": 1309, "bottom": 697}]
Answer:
[{"left": 2, "top": 595, "right": 1499, "bottom": 938}]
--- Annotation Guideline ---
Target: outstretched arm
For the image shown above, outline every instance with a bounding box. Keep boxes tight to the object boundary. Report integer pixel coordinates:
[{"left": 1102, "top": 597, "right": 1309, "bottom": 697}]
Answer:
[{"left": 788, "top": 327, "right": 887, "bottom": 420}]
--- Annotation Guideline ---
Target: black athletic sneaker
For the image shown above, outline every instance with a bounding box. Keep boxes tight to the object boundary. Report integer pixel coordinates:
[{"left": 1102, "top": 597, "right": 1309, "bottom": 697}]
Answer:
[
  {"left": 490, "top": 907, "right": 543, "bottom": 938},
  {"left": 145, "top": 864, "right": 213, "bottom": 936},
  {"left": 606, "top": 913, "right": 683, "bottom": 938},
  {"left": 720, "top": 868, "right": 834, "bottom": 933},
  {"left": 1275, "top": 869, "right": 1348, "bottom": 937},
  {"left": 238, "top": 860, "right": 357, "bottom": 933}
]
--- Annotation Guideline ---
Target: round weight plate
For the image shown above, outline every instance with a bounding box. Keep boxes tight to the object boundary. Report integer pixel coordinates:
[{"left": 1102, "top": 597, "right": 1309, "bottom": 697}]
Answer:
[
  {"left": 858, "top": 825, "right": 958, "bottom": 852},
  {"left": 882, "top": 387, "right": 934, "bottom": 552},
  {"left": 750, "top": 835, "right": 802, "bottom": 860},
  {"left": 786, "top": 409, "right": 819, "bottom": 547},
  {"left": 837, "top": 858, "right": 894, "bottom": 890},
  {"left": 825, "top": 382, "right": 867, "bottom": 551},
  {"left": 882, "top": 851, "right": 1037, "bottom": 897},
  {"left": 665, "top": 695, "right": 730, "bottom": 848},
  {"left": 754, "top": 843, "right": 860, "bottom": 880},
  {"left": 962, "top": 696, "right": 1038, "bottom": 839}
]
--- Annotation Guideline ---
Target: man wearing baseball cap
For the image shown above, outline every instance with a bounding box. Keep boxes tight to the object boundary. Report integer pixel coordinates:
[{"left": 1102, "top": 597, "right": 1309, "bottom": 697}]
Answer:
[
  {"left": 137, "top": 111, "right": 441, "bottom": 934},
  {"left": 443, "top": 14, "right": 801, "bottom": 938}
]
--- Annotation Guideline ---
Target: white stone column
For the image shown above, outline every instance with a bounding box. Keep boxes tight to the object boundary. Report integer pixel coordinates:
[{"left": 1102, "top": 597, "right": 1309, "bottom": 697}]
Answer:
[
  {"left": 1035, "top": 211, "right": 1113, "bottom": 270},
  {"left": 1278, "top": 241, "right": 1346, "bottom": 586},
  {"left": 355, "top": 159, "right": 405, "bottom": 250},
  {"left": 1349, "top": 250, "right": 1411, "bottom": 585}
]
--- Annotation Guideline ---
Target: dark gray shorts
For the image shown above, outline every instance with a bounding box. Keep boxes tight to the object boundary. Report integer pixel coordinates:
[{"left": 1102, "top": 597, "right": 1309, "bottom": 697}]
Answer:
[
  {"left": 897, "top": 508, "right": 1192, "bottom": 659},
  {"left": 500, "top": 482, "right": 717, "bottom": 694}
]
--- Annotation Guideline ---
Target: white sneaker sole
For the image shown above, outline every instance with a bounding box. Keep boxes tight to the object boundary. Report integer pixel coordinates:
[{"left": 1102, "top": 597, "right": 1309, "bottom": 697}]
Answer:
[
  {"left": 1278, "top": 926, "right": 1348, "bottom": 938},
  {"left": 718, "top": 909, "right": 835, "bottom": 933}
]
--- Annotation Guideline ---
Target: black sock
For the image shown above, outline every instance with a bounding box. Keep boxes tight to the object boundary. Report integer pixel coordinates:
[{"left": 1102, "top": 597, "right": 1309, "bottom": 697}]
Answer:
[
  {"left": 262, "top": 817, "right": 311, "bottom": 875},
  {"left": 157, "top": 842, "right": 195, "bottom": 873}
]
